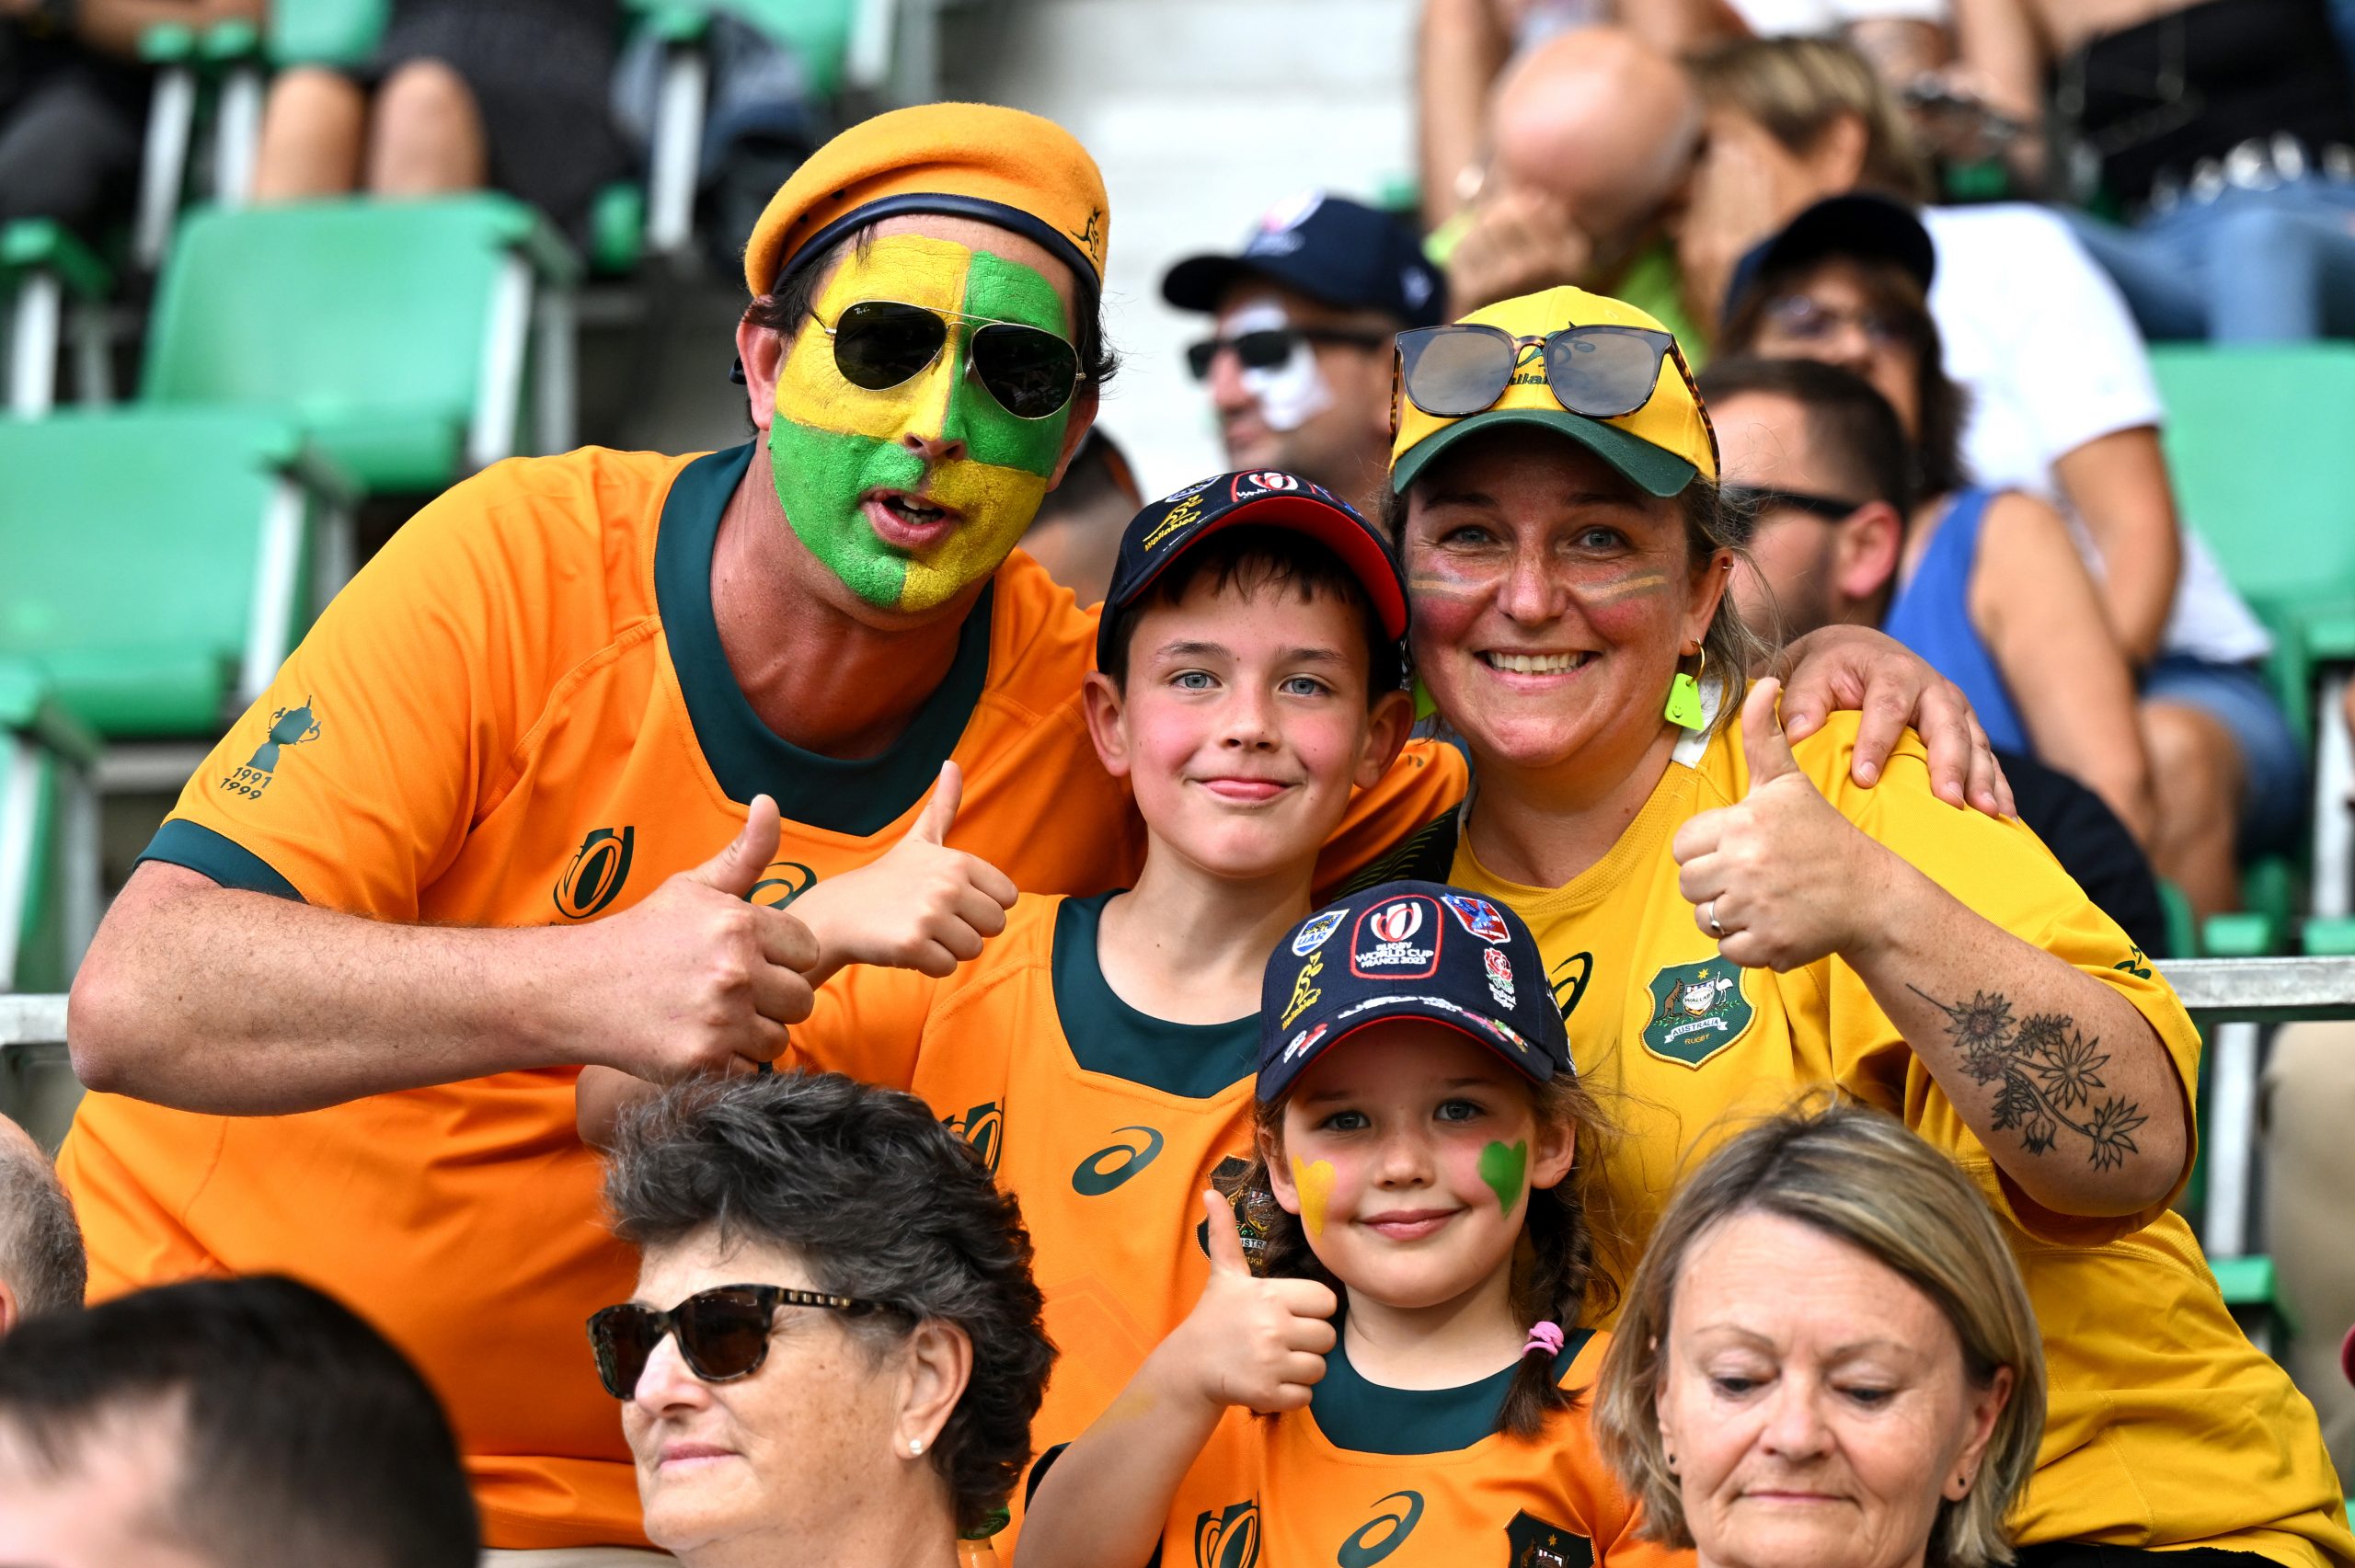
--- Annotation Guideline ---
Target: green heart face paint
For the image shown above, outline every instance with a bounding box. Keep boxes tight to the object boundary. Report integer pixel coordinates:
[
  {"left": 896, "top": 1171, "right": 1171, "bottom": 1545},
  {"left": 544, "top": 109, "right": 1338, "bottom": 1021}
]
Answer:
[
  {"left": 769, "top": 234, "right": 1073, "bottom": 612},
  {"left": 1478, "top": 1139, "right": 1529, "bottom": 1215}
]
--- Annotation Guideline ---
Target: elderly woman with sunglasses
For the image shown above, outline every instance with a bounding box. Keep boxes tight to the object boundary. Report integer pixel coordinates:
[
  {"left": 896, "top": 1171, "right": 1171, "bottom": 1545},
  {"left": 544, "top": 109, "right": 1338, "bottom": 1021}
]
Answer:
[
  {"left": 588, "top": 1070, "right": 1051, "bottom": 1567},
  {"left": 1371, "top": 288, "right": 2355, "bottom": 1567}
]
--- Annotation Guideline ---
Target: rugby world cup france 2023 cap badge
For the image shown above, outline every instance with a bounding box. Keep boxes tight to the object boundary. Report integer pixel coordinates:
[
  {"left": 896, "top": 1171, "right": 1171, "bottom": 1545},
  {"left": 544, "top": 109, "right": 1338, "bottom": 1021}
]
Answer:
[
  {"left": 1351, "top": 893, "right": 1441, "bottom": 979},
  {"left": 1641, "top": 959, "right": 1754, "bottom": 1067}
]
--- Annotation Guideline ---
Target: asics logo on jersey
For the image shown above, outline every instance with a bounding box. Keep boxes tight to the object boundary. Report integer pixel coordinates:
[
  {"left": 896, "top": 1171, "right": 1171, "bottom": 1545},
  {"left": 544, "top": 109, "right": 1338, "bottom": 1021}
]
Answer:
[
  {"left": 945, "top": 1102, "right": 1003, "bottom": 1173},
  {"left": 1551, "top": 951, "right": 1592, "bottom": 1017},
  {"left": 552, "top": 827, "right": 636, "bottom": 921},
  {"left": 1193, "top": 1498, "right": 1260, "bottom": 1568},
  {"left": 1072, "top": 1125, "right": 1165, "bottom": 1195},
  {"left": 1337, "top": 1491, "right": 1424, "bottom": 1567}
]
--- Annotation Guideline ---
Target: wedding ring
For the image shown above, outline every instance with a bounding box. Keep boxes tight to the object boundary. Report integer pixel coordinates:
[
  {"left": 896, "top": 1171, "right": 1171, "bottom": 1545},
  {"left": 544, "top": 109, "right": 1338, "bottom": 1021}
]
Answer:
[{"left": 1704, "top": 899, "right": 1725, "bottom": 938}]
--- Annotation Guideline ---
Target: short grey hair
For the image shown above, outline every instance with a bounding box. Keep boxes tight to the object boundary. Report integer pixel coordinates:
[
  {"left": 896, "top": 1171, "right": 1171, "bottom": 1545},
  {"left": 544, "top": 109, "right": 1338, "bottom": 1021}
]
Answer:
[
  {"left": 603, "top": 1071, "right": 1054, "bottom": 1537},
  {"left": 1594, "top": 1099, "right": 2045, "bottom": 1568},
  {"left": 0, "top": 1126, "right": 84, "bottom": 1321}
]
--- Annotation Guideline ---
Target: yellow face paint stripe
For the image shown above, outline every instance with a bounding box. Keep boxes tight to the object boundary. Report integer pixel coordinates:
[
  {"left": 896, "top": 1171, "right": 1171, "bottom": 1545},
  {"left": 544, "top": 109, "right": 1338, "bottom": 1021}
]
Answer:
[{"left": 775, "top": 235, "right": 971, "bottom": 444}]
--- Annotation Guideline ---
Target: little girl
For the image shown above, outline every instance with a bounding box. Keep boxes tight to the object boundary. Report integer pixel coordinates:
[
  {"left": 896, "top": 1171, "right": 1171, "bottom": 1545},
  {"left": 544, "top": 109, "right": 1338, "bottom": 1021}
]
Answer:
[{"left": 1020, "top": 879, "right": 1684, "bottom": 1568}]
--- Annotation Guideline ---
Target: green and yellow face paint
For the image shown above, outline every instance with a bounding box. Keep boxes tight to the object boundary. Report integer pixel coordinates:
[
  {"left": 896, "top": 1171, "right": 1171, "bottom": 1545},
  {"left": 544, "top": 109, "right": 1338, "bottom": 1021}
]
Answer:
[{"left": 769, "top": 234, "right": 1074, "bottom": 613}]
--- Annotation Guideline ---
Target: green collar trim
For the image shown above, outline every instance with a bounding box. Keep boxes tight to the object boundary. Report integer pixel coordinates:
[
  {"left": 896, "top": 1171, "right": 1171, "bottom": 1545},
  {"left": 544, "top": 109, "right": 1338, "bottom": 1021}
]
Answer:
[
  {"left": 1051, "top": 892, "right": 1259, "bottom": 1098},
  {"left": 1310, "top": 1328, "right": 1592, "bottom": 1455},
  {"left": 655, "top": 443, "right": 995, "bottom": 836}
]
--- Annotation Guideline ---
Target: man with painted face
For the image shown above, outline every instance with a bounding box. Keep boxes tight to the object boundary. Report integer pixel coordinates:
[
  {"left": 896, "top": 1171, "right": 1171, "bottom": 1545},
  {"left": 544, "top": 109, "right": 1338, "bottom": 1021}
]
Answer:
[
  {"left": 1164, "top": 192, "right": 1446, "bottom": 517},
  {"left": 53, "top": 105, "right": 1467, "bottom": 1561},
  {"left": 58, "top": 101, "right": 2006, "bottom": 1558}
]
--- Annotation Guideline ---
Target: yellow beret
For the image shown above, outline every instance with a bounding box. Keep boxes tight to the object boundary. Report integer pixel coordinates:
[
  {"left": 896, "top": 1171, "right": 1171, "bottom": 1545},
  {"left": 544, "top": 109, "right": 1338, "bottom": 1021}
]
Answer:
[
  {"left": 1390, "top": 285, "right": 1717, "bottom": 498},
  {"left": 743, "top": 102, "right": 1109, "bottom": 300}
]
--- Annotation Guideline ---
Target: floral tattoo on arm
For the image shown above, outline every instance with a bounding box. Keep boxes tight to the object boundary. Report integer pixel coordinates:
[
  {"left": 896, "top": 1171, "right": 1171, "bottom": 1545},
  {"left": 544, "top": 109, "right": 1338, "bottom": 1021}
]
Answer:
[{"left": 1909, "top": 987, "right": 2150, "bottom": 1170}]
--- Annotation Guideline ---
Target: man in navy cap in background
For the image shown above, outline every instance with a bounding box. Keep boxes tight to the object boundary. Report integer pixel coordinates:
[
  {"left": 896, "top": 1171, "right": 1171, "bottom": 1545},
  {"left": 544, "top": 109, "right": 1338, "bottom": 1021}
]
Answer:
[{"left": 1164, "top": 192, "right": 1443, "bottom": 516}]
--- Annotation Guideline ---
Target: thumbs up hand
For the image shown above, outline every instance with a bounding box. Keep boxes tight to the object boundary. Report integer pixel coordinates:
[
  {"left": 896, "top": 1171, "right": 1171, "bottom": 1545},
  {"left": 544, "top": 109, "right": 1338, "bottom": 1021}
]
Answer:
[
  {"left": 786, "top": 761, "right": 1020, "bottom": 981},
  {"left": 1670, "top": 680, "right": 1890, "bottom": 973},
  {"left": 1157, "top": 1190, "right": 1337, "bottom": 1416},
  {"left": 572, "top": 793, "right": 821, "bottom": 1082}
]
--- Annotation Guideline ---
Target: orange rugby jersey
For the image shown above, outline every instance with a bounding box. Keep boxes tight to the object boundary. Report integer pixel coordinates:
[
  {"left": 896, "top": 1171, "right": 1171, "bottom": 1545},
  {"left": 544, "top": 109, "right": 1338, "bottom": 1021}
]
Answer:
[
  {"left": 1127, "top": 1328, "right": 1684, "bottom": 1568},
  {"left": 58, "top": 442, "right": 1466, "bottom": 1550},
  {"left": 787, "top": 890, "right": 1259, "bottom": 1470}
]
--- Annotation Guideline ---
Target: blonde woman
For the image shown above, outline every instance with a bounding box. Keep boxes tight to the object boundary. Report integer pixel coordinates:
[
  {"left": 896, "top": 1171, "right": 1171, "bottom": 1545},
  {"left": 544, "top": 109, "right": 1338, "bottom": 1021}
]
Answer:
[{"left": 1594, "top": 1100, "right": 2042, "bottom": 1568}]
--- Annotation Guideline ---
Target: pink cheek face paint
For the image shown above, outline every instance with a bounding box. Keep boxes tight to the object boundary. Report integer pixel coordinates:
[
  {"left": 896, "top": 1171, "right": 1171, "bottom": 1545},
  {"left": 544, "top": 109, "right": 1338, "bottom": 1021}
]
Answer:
[{"left": 1291, "top": 1156, "right": 1338, "bottom": 1238}]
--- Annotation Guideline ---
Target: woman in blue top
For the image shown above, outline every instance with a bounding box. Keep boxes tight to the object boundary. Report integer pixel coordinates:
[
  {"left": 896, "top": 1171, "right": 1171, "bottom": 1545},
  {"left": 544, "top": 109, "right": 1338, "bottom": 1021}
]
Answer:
[{"left": 1717, "top": 203, "right": 2159, "bottom": 850}]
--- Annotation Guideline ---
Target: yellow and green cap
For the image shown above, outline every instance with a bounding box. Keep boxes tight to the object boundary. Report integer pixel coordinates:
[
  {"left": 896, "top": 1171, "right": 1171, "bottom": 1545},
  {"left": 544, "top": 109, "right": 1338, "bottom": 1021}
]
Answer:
[{"left": 1388, "top": 285, "right": 1717, "bottom": 498}]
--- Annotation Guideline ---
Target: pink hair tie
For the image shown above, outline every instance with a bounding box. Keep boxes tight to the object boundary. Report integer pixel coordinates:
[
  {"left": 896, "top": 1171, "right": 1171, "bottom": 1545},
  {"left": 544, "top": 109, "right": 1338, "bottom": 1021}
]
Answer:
[{"left": 1523, "top": 1321, "right": 1565, "bottom": 1358}]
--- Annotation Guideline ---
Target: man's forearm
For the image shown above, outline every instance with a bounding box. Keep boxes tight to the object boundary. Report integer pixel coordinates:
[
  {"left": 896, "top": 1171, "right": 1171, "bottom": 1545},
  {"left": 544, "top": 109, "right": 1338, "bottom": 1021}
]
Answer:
[
  {"left": 1845, "top": 855, "right": 2190, "bottom": 1218},
  {"left": 70, "top": 864, "right": 593, "bottom": 1115}
]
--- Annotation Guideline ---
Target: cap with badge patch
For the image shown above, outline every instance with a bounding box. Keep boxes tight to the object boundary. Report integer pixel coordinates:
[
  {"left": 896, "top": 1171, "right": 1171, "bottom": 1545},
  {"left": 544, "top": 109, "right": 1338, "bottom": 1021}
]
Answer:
[
  {"left": 1162, "top": 191, "right": 1445, "bottom": 329},
  {"left": 1258, "top": 879, "right": 1572, "bottom": 1103},
  {"left": 1388, "top": 284, "right": 1717, "bottom": 499},
  {"left": 1094, "top": 470, "right": 1409, "bottom": 670}
]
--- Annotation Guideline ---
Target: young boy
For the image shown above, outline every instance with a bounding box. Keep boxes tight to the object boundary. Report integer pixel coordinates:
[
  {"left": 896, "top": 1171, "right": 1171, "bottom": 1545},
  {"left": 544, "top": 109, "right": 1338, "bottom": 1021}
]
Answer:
[{"left": 581, "top": 471, "right": 1419, "bottom": 1503}]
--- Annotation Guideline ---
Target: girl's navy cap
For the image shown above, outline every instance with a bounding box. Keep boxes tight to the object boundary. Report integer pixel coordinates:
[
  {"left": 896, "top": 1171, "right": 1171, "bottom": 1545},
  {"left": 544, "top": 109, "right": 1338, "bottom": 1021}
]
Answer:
[{"left": 1258, "top": 879, "right": 1573, "bottom": 1103}]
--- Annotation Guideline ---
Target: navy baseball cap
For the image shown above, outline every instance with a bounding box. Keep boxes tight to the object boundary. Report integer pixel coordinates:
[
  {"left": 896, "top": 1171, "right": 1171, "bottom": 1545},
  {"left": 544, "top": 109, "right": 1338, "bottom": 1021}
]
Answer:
[
  {"left": 1162, "top": 191, "right": 1446, "bottom": 328},
  {"left": 1258, "top": 880, "right": 1572, "bottom": 1104},
  {"left": 1095, "top": 470, "right": 1408, "bottom": 670},
  {"left": 1723, "top": 193, "right": 1937, "bottom": 326}
]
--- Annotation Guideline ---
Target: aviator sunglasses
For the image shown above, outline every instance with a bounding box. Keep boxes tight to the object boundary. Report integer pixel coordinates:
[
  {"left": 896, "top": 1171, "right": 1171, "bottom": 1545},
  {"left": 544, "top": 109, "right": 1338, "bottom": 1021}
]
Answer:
[
  {"left": 823, "top": 299, "right": 1083, "bottom": 420},
  {"left": 1394, "top": 321, "right": 1691, "bottom": 424},
  {"left": 587, "top": 1283, "right": 890, "bottom": 1400}
]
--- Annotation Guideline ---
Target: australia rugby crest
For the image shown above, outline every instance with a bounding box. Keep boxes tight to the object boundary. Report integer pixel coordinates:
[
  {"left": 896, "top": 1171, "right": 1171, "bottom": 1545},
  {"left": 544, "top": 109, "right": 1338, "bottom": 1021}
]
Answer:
[{"left": 1640, "top": 959, "right": 1754, "bottom": 1067}]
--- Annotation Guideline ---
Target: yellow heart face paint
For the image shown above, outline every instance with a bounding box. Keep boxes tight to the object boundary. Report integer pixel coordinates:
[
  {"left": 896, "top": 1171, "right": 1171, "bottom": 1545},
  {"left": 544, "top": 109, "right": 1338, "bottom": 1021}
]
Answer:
[
  {"left": 1292, "top": 1156, "right": 1337, "bottom": 1238},
  {"left": 768, "top": 234, "right": 1073, "bottom": 612}
]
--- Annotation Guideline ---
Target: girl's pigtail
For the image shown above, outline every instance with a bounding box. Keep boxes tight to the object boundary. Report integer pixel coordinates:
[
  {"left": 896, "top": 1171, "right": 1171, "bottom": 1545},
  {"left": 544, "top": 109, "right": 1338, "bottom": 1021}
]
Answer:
[{"left": 1496, "top": 1073, "right": 1614, "bottom": 1440}]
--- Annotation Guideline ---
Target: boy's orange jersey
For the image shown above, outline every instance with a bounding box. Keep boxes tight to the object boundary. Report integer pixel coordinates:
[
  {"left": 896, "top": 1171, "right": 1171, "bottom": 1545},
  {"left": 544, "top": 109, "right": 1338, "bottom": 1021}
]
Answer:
[
  {"left": 56, "top": 443, "right": 1465, "bottom": 1550},
  {"left": 788, "top": 891, "right": 1260, "bottom": 1469},
  {"left": 1141, "top": 1328, "right": 1685, "bottom": 1568}
]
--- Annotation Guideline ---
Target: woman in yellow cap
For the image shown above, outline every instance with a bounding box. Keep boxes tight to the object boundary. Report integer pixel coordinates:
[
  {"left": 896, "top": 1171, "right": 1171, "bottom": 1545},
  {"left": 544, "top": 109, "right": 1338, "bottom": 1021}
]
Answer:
[{"left": 1368, "top": 285, "right": 2355, "bottom": 1568}]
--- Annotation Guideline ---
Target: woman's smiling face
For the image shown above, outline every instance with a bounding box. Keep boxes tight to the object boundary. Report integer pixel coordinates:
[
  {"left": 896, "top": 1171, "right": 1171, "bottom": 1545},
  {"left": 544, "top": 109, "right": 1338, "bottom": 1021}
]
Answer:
[{"left": 1399, "top": 428, "right": 1727, "bottom": 781}]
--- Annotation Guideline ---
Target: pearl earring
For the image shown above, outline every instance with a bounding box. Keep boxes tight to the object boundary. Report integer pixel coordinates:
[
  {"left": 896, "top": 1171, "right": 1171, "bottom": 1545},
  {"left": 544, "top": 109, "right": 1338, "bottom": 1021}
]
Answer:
[{"left": 909, "top": 1439, "right": 925, "bottom": 1456}]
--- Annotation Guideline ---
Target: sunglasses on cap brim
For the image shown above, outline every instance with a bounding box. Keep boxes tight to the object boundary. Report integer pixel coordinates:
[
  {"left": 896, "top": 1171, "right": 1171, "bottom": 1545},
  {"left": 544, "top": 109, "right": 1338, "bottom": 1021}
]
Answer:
[
  {"left": 821, "top": 299, "right": 1083, "bottom": 420},
  {"left": 586, "top": 1283, "right": 890, "bottom": 1400},
  {"left": 1393, "top": 322, "right": 1692, "bottom": 425}
]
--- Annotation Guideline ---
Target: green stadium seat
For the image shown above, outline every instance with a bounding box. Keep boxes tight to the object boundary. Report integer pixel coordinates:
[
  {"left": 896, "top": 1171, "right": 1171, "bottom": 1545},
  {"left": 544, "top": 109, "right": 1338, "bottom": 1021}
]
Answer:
[
  {"left": 267, "top": 0, "right": 390, "bottom": 69},
  {"left": 2151, "top": 346, "right": 2355, "bottom": 933},
  {"left": 139, "top": 196, "right": 582, "bottom": 493},
  {"left": 0, "top": 409, "right": 354, "bottom": 738},
  {"left": 0, "top": 660, "right": 100, "bottom": 992},
  {"left": 2, "top": 220, "right": 113, "bottom": 417}
]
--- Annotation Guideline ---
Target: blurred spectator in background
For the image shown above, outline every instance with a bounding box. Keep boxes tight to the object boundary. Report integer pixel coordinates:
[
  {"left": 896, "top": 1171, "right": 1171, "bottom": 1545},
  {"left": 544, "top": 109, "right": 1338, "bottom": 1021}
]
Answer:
[
  {"left": 1415, "top": 0, "right": 1960, "bottom": 238},
  {"left": 1438, "top": 27, "right": 1707, "bottom": 338},
  {"left": 0, "top": 1112, "right": 81, "bottom": 1334},
  {"left": 1682, "top": 44, "right": 2300, "bottom": 917},
  {"left": 1017, "top": 426, "right": 1143, "bottom": 606},
  {"left": 251, "top": 0, "right": 635, "bottom": 246},
  {"left": 0, "top": 0, "right": 260, "bottom": 237},
  {"left": 1715, "top": 201, "right": 2157, "bottom": 848},
  {"left": 1162, "top": 191, "right": 1443, "bottom": 517},
  {"left": 0, "top": 1275, "right": 477, "bottom": 1568},
  {"left": 2263, "top": 676, "right": 2355, "bottom": 1482},
  {"left": 1954, "top": 0, "right": 2355, "bottom": 341},
  {"left": 1703, "top": 355, "right": 2168, "bottom": 953}
]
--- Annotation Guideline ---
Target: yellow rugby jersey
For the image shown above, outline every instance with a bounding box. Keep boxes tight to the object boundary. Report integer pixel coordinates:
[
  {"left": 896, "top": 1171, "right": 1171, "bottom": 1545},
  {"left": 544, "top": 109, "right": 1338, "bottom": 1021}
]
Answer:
[
  {"left": 57, "top": 442, "right": 1465, "bottom": 1550},
  {"left": 1144, "top": 1328, "right": 1686, "bottom": 1568},
  {"left": 1442, "top": 712, "right": 2353, "bottom": 1568},
  {"left": 787, "top": 891, "right": 1260, "bottom": 1472}
]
